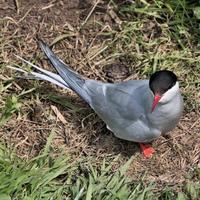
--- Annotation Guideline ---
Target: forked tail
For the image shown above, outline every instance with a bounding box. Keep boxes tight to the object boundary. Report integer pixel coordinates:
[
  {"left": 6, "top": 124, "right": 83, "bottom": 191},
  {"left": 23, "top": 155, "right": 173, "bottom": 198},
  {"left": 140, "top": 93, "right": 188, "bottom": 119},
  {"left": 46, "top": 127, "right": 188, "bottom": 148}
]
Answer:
[
  {"left": 10, "top": 39, "right": 91, "bottom": 103},
  {"left": 38, "top": 40, "right": 90, "bottom": 103}
]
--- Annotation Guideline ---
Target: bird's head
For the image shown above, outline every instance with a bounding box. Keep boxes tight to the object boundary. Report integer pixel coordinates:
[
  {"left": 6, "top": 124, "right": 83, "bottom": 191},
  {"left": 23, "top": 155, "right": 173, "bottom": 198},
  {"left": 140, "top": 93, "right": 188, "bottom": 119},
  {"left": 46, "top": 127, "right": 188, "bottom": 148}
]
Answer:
[{"left": 149, "top": 70, "right": 179, "bottom": 112}]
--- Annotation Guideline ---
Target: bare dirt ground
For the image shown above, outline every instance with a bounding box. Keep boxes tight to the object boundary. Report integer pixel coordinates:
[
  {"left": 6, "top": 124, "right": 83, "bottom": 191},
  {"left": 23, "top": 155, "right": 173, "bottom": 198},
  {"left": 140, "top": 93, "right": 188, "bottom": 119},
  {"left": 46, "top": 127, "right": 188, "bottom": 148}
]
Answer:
[{"left": 1, "top": 0, "right": 200, "bottom": 190}]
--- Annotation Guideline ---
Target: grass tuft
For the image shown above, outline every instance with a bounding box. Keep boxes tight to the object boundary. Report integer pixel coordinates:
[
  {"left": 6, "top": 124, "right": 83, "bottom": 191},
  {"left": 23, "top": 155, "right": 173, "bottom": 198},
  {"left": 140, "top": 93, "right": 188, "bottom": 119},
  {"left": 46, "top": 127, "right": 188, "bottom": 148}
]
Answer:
[{"left": 0, "top": 136, "right": 198, "bottom": 200}]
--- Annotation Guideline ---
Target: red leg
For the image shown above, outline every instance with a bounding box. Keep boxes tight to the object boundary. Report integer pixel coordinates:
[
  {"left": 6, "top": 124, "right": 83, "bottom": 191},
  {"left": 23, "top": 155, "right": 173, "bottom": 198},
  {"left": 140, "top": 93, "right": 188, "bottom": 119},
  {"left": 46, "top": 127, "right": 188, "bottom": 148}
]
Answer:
[{"left": 139, "top": 143, "right": 155, "bottom": 158}]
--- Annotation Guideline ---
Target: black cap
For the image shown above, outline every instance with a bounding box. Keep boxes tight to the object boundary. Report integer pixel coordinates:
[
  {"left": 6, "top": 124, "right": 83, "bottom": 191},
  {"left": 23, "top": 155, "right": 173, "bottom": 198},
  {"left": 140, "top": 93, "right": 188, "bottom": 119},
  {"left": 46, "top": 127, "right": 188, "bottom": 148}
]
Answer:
[{"left": 149, "top": 70, "right": 177, "bottom": 95}]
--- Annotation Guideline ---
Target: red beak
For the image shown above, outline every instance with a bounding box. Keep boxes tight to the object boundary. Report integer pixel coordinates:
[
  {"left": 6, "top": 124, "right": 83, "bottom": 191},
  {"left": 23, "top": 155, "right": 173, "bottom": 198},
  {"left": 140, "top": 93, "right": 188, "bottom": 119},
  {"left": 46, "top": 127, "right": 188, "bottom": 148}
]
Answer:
[{"left": 151, "top": 94, "right": 161, "bottom": 112}]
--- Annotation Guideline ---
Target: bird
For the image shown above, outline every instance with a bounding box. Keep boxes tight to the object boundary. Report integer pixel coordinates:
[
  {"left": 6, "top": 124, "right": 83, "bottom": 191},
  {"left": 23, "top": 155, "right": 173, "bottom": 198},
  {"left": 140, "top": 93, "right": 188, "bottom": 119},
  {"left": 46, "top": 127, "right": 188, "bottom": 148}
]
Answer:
[{"left": 10, "top": 39, "right": 183, "bottom": 157}]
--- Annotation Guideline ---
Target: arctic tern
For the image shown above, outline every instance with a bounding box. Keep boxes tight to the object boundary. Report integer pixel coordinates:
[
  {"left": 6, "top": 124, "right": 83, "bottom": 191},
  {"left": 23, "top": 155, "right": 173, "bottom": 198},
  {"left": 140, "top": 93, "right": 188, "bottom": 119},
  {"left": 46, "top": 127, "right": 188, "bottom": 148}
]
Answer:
[{"left": 10, "top": 39, "right": 183, "bottom": 157}]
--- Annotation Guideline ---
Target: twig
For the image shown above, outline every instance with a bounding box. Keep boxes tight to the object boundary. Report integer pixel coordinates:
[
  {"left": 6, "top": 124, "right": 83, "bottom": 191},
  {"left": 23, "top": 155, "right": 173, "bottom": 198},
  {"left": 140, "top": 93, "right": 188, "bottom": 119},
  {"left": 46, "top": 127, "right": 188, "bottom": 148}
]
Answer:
[
  {"left": 107, "top": 5, "right": 122, "bottom": 28},
  {"left": 81, "top": 0, "right": 101, "bottom": 27},
  {"left": 13, "top": 0, "right": 20, "bottom": 14},
  {"left": 190, "top": 117, "right": 200, "bottom": 129},
  {"left": 41, "top": 3, "right": 55, "bottom": 10},
  {"left": 18, "top": 7, "right": 32, "bottom": 23}
]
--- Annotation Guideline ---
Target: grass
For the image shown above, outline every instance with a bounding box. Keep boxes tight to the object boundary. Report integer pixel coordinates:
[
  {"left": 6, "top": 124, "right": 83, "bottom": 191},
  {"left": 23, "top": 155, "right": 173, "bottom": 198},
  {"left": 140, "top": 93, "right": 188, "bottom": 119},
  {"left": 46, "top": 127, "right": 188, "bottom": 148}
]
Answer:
[
  {"left": 0, "top": 133, "right": 199, "bottom": 200},
  {"left": 0, "top": 133, "right": 154, "bottom": 199},
  {"left": 0, "top": 95, "right": 21, "bottom": 127},
  {"left": 0, "top": 0, "right": 200, "bottom": 199}
]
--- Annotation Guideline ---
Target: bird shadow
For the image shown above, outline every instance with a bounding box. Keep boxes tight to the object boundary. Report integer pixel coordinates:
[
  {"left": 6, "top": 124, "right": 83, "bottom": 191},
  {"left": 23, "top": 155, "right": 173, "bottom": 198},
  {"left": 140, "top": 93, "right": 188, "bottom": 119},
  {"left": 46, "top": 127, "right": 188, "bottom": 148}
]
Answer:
[{"left": 88, "top": 124, "right": 141, "bottom": 157}]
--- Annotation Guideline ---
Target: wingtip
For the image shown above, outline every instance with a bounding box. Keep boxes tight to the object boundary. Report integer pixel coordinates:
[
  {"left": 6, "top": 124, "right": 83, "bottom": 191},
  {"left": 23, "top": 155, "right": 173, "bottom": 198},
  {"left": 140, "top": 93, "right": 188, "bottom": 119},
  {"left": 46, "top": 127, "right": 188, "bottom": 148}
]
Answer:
[
  {"left": 35, "top": 34, "right": 44, "bottom": 44},
  {"left": 37, "top": 38, "right": 47, "bottom": 51},
  {"left": 35, "top": 36, "right": 49, "bottom": 53}
]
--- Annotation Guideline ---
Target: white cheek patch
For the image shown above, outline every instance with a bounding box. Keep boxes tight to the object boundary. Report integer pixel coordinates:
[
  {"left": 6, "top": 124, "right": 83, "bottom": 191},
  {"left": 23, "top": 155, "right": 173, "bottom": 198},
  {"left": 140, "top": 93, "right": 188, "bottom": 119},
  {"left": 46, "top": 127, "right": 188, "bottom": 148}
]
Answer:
[{"left": 159, "top": 82, "right": 179, "bottom": 103}]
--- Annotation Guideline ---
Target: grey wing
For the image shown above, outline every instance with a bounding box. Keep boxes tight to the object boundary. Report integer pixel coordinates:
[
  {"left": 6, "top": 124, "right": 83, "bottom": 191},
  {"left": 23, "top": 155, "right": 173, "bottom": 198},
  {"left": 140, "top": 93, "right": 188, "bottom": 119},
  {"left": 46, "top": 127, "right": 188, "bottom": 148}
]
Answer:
[{"left": 84, "top": 79, "right": 149, "bottom": 127}]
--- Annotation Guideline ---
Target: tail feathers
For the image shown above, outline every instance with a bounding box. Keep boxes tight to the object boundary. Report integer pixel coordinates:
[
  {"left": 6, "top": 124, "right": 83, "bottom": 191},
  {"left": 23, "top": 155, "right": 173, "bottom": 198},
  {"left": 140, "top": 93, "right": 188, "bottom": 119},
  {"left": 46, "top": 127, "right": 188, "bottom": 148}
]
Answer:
[
  {"left": 39, "top": 40, "right": 90, "bottom": 103},
  {"left": 9, "top": 57, "right": 69, "bottom": 89}
]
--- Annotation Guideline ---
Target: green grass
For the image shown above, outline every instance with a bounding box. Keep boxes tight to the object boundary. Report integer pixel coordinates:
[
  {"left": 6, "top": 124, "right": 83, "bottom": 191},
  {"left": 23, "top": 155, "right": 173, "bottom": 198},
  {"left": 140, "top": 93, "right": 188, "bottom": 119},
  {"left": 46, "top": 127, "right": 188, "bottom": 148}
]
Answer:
[
  {"left": 0, "top": 95, "right": 21, "bottom": 127},
  {"left": 0, "top": 133, "right": 199, "bottom": 200}
]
